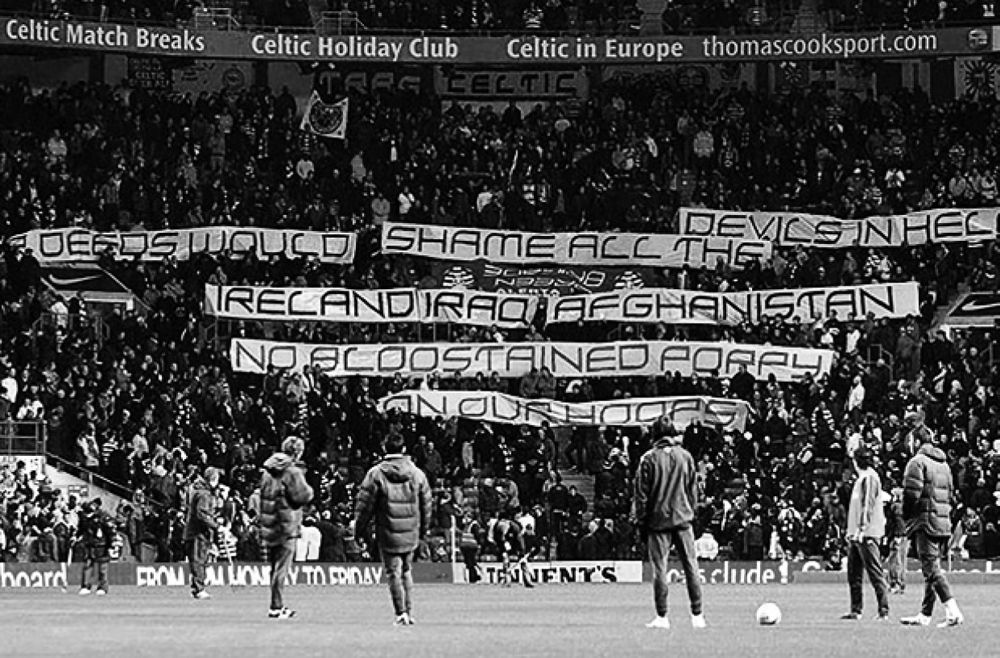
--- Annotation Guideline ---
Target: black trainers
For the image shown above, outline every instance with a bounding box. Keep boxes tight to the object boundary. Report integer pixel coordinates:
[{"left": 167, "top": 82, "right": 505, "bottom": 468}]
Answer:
[{"left": 268, "top": 608, "right": 296, "bottom": 619}]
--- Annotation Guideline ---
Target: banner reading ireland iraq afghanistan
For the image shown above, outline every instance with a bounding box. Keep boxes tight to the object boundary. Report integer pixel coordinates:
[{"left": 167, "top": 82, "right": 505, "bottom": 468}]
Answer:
[
  {"left": 546, "top": 282, "right": 920, "bottom": 325},
  {"left": 382, "top": 222, "right": 771, "bottom": 269},
  {"left": 205, "top": 285, "right": 539, "bottom": 328},
  {"left": 231, "top": 339, "right": 834, "bottom": 382},
  {"left": 678, "top": 207, "right": 998, "bottom": 248}
]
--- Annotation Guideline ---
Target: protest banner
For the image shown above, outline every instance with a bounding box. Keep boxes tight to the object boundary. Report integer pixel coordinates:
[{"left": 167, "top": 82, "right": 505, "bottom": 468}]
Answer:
[
  {"left": 8, "top": 227, "right": 356, "bottom": 263},
  {"left": 231, "top": 338, "right": 834, "bottom": 382},
  {"left": 678, "top": 207, "right": 998, "bottom": 247},
  {"left": 205, "top": 285, "right": 539, "bottom": 328},
  {"left": 378, "top": 390, "right": 750, "bottom": 431},
  {"left": 433, "top": 262, "right": 653, "bottom": 297},
  {"left": 381, "top": 222, "right": 771, "bottom": 269},
  {"left": 546, "top": 282, "right": 920, "bottom": 325}
]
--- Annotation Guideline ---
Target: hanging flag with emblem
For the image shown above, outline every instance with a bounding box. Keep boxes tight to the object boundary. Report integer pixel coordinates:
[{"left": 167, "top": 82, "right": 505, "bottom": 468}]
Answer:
[{"left": 300, "top": 91, "right": 348, "bottom": 140}]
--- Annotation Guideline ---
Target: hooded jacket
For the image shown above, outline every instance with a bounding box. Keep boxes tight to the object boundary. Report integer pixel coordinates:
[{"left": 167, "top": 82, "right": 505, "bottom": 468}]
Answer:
[
  {"left": 183, "top": 477, "right": 219, "bottom": 542},
  {"left": 633, "top": 436, "right": 698, "bottom": 532},
  {"left": 902, "top": 443, "right": 953, "bottom": 538},
  {"left": 259, "top": 452, "right": 314, "bottom": 547},
  {"left": 355, "top": 454, "right": 432, "bottom": 554}
]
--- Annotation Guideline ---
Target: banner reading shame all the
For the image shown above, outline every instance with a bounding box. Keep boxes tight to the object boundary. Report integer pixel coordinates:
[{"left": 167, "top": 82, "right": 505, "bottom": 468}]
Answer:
[
  {"left": 378, "top": 390, "right": 751, "bottom": 431},
  {"left": 231, "top": 338, "right": 835, "bottom": 382},
  {"left": 8, "top": 227, "right": 356, "bottom": 263},
  {"left": 205, "top": 284, "right": 539, "bottom": 328},
  {"left": 382, "top": 222, "right": 771, "bottom": 269},
  {"left": 678, "top": 207, "right": 998, "bottom": 248},
  {"left": 547, "top": 282, "right": 920, "bottom": 325}
]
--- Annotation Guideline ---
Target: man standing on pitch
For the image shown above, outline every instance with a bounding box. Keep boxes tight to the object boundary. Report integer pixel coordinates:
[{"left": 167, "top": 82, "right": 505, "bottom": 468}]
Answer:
[
  {"left": 840, "top": 446, "right": 890, "bottom": 620},
  {"left": 355, "top": 434, "right": 432, "bottom": 626},
  {"left": 900, "top": 428, "right": 964, "bottom": 627},
  {"left": 632, "top": 416, "right": 706, "bottom": 630},
  {"left": 185, "top": 467, "right": 221, "bottom": 600},
  {"left": 260, "top": 436, "right": 314, "bottom": 619}
]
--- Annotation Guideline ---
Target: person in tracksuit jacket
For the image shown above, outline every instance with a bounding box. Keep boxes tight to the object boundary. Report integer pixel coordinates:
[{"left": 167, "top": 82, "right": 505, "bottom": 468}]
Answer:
[
  {"left": 900, "top": 430, "right": 965, "bottom": 627},
  {"left": 78, "top": 499, "right": 115, "bottom": 596},
  {"left": 632, "top": 416, "right": 706, "bottom": 630},
  {"left": 840, "top": 446, "right": 890, "bottom": 620},
  {"left": 260, "top": 436, "right": 314, "bottom": 619},
  {"left": 355, "top": 434, "right": 432, "bottom": 626},
  {"left": 185, "top": 467, "right": 221, "bottom": 600}
]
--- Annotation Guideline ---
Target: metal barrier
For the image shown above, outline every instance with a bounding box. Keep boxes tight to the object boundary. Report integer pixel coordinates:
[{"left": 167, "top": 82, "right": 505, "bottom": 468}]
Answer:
[
  {"left": 194, "top": 7, "right": 240, "bottom": 31},
  {"left": 44, "top": 451, "right": 159, "bottom": 507},
  {"left": 317, "top": 11, "right": 366, "bottom": 35},
  {"left": 0, "top": 420, "right": 46, "bottom": 457}
]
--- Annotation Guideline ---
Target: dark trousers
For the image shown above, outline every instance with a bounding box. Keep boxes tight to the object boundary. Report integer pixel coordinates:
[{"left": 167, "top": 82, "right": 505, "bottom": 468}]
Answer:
[
  {"left": 461, "top": 546, "right": 481, "bottom": 584},
  {"left": 647, "top": 525, "right": 703, "bottom": 617},
  {"left": 912, "top": 530, "right": 953, "bottom": 617},
  {"left": 187, "top": 536, "right": 211, "bottom": 595},
  {"left": 847, "top": 537, "right": 889, "bottom": 615},
  {"left": 886, "top": 536, "right": 908, "bottom": 590},
  {"left": 81, "top": 558, "right": 108, "bottom": 592},
  {"left": 267, "top": 539, "right": 296, "bottom": 611},
  {"left": 382, "top": 551, "right": 414, "bottom": 616}
]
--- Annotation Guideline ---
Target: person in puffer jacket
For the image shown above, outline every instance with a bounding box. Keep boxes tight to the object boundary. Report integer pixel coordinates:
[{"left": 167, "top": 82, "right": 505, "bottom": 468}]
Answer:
[
  {"left": 259, "top": 436, "right": 314, "bottom": 620},
  {"left": 899, "top": 431, "right": 964, "bottom": 628},
  {"left": 354, "top": 434, "right": 432, "bottom": 626}
]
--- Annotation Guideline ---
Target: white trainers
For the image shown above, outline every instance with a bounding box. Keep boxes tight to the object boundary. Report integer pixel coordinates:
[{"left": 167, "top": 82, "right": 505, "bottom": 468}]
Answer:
[
  {"left": 646, "top": 616, "right": 671, "bottom": 629},
  {"left": 900, "top": 614, "right": 931, "bottom": 626},
  {"left": 78, "top": 588, "right": 91, "bottom": 596},
  {"left": 394, "top": 614, "right": 410, "bottom": 626},
  {"left": 691, "top": 614, "right": 707, "bottom": 629},
  {"left": 939, "top": 600, "right": 964, "bottom": 627},
  {"left": 95, "top": 589, "right": 107, "bottom": 597},
  {"left": 192, "top": 591, "right": 212, "bottom": 600},
  {"left": 268, "top": 608, "right": 296, "bottom": 620}
]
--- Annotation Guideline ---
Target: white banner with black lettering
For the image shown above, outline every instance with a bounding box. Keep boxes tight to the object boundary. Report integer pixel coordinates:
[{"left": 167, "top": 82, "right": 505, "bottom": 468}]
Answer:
[
  {"left": 7, "top": 227, "right": 356, "bottom": 263},
  {"left": 205, "top": 285, "right": 538, "bottom": 328},
  {"left": 546, "top": 282, "right": 920, "bottom": 325},
  {"left": 678, "top": 207, "right": 998, "bottom": 248},
  {"left": 231, "top": 338, "right": 834, "bottom": 382},
  {"left": 381, "top": 222, "right": 771, "bottom": 269},
  {"left": 378, "top": 390, "right": 750, "bottom": 431}
]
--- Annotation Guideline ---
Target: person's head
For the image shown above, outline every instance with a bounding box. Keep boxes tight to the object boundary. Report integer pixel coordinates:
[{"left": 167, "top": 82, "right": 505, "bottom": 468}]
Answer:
[
  {"left": 652, "top": 415, "right": 678, "bottom": 441},
  {"left": 281, "top": 436, "right": 305, "bottom": 460},
  {"left": 853, "top": 446, "right": 873, "bottom": 471},
  {"left": 204, "top": 466, "right": 222, "bottom": 488},
  {"left": 385, "top": 434, "right": 405, "bottom": 455}
]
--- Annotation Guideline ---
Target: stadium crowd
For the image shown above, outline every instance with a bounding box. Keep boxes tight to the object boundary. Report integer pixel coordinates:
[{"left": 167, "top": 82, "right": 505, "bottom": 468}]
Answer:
[{"left": 2, "top": 64, "right": 1000, "bottom": 570}]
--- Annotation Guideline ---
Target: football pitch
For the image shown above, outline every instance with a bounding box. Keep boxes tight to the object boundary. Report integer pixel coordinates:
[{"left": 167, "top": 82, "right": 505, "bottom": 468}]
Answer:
[{"left": 2, "top": 583, "right": 996, "bottom": 657}]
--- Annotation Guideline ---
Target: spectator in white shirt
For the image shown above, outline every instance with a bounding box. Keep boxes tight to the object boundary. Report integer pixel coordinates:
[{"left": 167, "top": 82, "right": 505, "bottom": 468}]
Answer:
[
  {"left": 296, "top": 517, "right": 322, "bottom": 562},
  {"left": 1, "top": 369, "right": 17, "bottom": 406}
]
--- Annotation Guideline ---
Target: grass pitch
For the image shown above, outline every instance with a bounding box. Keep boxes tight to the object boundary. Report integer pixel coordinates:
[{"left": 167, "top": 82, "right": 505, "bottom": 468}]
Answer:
[{"left": 2, "top": 582, "right": 995, "bottom": 657}]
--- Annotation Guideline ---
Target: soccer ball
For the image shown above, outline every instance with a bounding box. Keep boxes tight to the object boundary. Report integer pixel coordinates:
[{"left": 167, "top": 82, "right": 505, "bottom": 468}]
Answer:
[{"left": 756, "top": 602, "right": 782, "bottom": 626}]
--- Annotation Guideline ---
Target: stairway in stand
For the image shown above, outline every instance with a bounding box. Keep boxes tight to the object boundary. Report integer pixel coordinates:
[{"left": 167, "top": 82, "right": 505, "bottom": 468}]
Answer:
[{"left": 560, "top": 470, "right": 596, "bottom": 509}]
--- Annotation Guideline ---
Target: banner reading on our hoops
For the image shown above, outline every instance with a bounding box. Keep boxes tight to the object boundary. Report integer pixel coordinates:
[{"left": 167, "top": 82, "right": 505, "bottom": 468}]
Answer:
[
  {"left": 678, "top": 207, "right": 999, "bottom": 248},
  {"left": 381, "top": 222, "right": 771, "bottom": 269},
  {"left": 204, "top": 285, "right": 539, "bottom": 328},
  {"left": 7, "top": 227, "right": 356, "bottom": 263},
  {"left": 378, "top": 390, "right": 751, "bottom": 431},
  {"left": 230, "top": 338, "right": 834, "bottom": 382},
  {"left": 546, "top": 282, "right": 920, "bottom": 325}
]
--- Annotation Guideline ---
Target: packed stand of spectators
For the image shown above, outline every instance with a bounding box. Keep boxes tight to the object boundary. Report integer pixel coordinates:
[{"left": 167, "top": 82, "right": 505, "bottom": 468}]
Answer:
[
  {"left": 4, "top": 69, "right": 1000, "bottom": 568},
  {"left": 823, "top": 0, "right": 997, "bottom": 30},
  {"left": 11, "top": 0, "right": 314, "bottom": 28}
]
